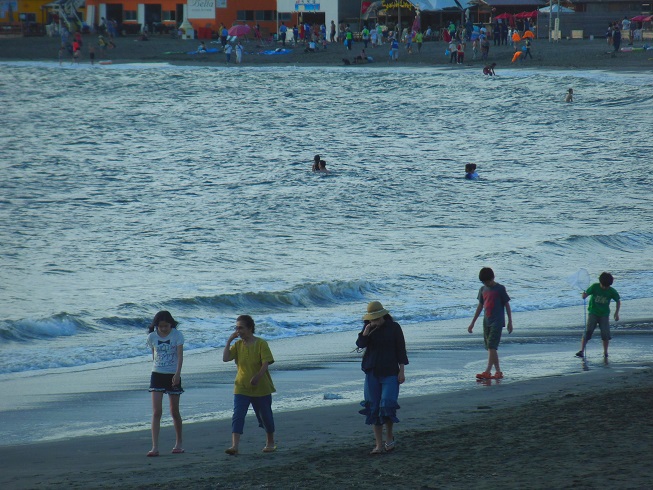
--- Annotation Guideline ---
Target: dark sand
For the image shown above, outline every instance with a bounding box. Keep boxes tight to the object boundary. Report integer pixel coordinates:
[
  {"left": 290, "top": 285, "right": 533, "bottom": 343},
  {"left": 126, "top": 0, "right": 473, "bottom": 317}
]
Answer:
[
  {"left": 1, "top": 34, "right": 653, "bottom": 71},
  {"left": 1, "top": 364, "right": 652, "bottom": 489}
]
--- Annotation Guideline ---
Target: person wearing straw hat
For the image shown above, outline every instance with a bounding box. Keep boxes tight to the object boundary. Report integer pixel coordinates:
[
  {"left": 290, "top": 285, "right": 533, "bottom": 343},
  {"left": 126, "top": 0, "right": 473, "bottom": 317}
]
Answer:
[{"left": 356, "top": 301, "right": 409, "bottom": 455}]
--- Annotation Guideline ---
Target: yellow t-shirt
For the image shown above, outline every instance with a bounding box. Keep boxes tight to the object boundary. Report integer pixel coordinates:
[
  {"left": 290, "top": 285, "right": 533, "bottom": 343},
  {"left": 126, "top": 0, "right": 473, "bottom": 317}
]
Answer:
[{"left": 229, "top": 338, "right": 276, "bottom": 396}]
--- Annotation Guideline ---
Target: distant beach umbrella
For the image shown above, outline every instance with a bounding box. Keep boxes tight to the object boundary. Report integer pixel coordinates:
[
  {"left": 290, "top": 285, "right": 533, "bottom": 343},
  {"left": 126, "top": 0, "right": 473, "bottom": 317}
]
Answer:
[
  {"left": 511, "top": 32, "right": 521, "bottom": 42},
  {"left": 522, "top": 30, "right": 535, "bottom": 39},
  {"left": 228, "top": 25, "right": 251, "bottom": 37}
]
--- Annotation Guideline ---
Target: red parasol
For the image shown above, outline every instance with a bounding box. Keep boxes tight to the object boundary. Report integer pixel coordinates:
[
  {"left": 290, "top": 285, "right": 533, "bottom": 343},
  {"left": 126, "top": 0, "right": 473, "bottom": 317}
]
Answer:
[{"left": 228, "top": 25, "right": 251, "bottom": 37}]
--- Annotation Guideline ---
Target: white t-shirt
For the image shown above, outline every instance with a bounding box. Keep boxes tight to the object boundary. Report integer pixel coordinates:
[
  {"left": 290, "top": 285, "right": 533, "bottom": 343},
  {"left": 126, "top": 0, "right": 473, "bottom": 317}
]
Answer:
[{"left": 146, "top": 329, "right": 184, "bottom": 374}]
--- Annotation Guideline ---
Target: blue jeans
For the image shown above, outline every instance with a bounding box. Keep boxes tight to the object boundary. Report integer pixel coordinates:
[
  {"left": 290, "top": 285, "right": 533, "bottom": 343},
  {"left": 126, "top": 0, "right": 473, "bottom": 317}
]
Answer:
[
  {"left": 359, "top": 372, "right": 400, "bottom": 426},
  {"left": 232, "top": 394, "right": 275, "bottom": 434}
]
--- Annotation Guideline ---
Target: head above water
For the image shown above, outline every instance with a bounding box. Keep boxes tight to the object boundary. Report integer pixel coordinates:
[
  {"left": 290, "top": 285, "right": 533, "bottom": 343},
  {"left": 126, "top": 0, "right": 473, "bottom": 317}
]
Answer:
[
  {"left": 314, "top": 154, "right": 320, "bottom": 163},
  {"left": 599, "top": 272, "right": 614, "bottom": 287}
]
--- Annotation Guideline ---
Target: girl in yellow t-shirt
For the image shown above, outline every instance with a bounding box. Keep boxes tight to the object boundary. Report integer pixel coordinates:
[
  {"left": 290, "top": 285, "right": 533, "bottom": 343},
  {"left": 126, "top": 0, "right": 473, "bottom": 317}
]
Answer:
[{"left": 223, "top": 315, "right": 276, "bottom": 455}]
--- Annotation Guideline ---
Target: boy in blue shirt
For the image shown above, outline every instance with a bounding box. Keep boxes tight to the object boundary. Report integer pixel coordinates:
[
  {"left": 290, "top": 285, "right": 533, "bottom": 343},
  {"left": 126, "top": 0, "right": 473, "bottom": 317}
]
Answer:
[
  {"left": 468, "top": 267, "right": 513, "bottom": 380},
  {"left": 576, "top": 272, "right": 621, "bottom": 358}
]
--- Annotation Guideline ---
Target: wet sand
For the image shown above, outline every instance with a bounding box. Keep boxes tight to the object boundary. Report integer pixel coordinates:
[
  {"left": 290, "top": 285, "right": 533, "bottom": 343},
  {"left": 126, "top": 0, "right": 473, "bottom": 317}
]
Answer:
[
  {"left": 1, "top": 362, "right": 652, "bottom": 489},
  {"left": 1, "top": 34, "right": 653, "bottom": 71}
]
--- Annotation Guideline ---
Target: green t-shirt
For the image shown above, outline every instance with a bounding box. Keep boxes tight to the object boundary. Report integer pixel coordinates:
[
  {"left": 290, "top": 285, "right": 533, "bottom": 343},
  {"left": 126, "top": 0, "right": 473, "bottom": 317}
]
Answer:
[
  {"left": 586, "top": 283, "right": 620, "bottom": 317},
  {"left": 229, "top": 338, "right": 276, "bottom": 396}
]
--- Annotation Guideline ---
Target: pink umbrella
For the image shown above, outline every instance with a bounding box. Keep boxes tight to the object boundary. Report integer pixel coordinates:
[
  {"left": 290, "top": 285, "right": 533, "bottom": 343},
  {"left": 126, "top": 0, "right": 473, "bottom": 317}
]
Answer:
[{"left": 228, "top": 25, "right": 251, "bottom": 37}]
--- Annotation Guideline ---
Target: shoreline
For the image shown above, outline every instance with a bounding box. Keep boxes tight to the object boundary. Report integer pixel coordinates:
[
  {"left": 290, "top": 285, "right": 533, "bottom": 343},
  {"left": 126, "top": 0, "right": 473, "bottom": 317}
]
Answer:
[
  {"left": 3, "top": 299, "right": 653, "bottom": 449},
  {"left": 1, "top": 364, "right": 652, "bottom": 489},
  {"left": 2, "top": 35, "right": 653, "bottom": 72}
]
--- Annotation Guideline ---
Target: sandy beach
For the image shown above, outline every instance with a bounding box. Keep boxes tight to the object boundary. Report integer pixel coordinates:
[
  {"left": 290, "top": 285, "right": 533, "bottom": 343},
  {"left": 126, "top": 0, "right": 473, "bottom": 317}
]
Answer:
[
  {"left": 1, "top": 33, "right": 653, "bottom": 71},
  {"left": 1, "top": 362, "right": 652, "bottom": 489},
  {"left": 3, "top": 300, "right": 653, "bottom": 489}
]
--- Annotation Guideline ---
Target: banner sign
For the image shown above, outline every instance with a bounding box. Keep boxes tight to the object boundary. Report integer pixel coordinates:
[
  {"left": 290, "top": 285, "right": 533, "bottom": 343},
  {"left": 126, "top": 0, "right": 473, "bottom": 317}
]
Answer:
[
  {"left": 382, "top": 1, "right": 414, "bottom": 9},
  {"left": 188, "top": 0, "right": 216, "bottom": 19},
  {"left": 295, "top": 0, "right": 320, "bottom": 12}
]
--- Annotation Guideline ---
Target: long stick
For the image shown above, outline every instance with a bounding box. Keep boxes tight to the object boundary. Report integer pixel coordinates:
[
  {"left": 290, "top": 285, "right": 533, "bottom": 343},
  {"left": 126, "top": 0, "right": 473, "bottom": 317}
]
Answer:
[{"left": 582, "top": 296, "right": 587, "bottom": 358}]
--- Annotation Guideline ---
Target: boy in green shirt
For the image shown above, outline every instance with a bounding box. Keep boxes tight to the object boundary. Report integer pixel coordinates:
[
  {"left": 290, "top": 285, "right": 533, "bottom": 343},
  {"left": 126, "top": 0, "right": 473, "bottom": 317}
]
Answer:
[{"left": 576, "top": 272, "right": 621, "bottom": 358}]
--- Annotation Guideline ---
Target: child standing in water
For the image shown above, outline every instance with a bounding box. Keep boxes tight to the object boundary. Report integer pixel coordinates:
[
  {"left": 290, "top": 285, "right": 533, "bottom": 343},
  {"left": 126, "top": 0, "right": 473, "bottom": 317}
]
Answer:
[
  {"left": 146, "top": 310, "right": 185, "bottom": 456},
  {"left": 468, "top": 267, "right": 513, "bottom": 380},
  {"left": 576, "top": 272, "right": 620, "bottom": 358}
]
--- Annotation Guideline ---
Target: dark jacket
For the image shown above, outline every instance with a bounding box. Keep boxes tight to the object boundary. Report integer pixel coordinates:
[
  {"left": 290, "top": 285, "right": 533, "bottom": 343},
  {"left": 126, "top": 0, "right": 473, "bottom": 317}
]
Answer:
[{"left": 356, "top": 319, "right": 409, "bottom": 377}]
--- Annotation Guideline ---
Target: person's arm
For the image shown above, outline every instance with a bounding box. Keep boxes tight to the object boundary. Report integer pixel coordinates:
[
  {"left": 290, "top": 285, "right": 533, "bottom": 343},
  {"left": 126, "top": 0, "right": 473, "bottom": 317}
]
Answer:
[
  {"left": 398, "top": 364, "right": 405, "bottom": 384},
  {"left": 506, "top": 302, "right": 513, "bottom": 334},
  {"left": 172, "top": 344, "right": 183, "bottom": 386},
  {"left": 223, "top": 331, "right": 239, "bottom": 362},
  {"left": 614, "top": 300, "right": 621, "bottom": 322},
  {"left": 468, "top": 303, "right": 483, "bottom": 333},
  {"left": 250, "top": 360, "right": 269, "bottom": 386}
]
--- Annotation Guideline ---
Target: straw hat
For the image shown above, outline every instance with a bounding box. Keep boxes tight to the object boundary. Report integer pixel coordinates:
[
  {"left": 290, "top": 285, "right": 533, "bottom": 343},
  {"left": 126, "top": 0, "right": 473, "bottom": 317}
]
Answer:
[{"left": 362, "top": 301, "right": 389, "bottom": 321}]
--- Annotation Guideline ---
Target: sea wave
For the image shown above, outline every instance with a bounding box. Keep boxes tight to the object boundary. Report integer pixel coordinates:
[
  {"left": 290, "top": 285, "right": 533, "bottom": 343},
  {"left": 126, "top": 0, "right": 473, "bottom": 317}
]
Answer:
[
  {"left": 0, "top": 313, "right": 92, "bottom": 342},
  {"left": 542, "top": 230, "right": 653, "bottom": 252},
  {"left": 164, "top": 279, "right": 377, "bottom": 312}
]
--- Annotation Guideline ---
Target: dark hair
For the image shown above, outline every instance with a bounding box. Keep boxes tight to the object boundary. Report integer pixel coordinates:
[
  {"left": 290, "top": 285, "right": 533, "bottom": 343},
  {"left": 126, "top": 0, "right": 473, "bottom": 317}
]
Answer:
[
  {"left": 479, "top": 267, "right": 495, "bottom": 282},
  {"left": 314, "top": 154, "right": 320, "bottom": 163},
  {"left": 237, "top": 314, "right": 255, "bottom": 333},
  {"left": 599, "top": 272, "right": 614, "bottom": 287},
  {"left": 148, "top": 310, "right": 178, "bottom": 333}
]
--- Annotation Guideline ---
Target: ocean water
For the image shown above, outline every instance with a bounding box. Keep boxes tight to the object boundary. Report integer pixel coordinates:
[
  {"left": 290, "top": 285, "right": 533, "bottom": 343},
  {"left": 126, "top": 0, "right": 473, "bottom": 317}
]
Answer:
[{"left": 1, "top": 62, "right": 653, "bottom": 377}]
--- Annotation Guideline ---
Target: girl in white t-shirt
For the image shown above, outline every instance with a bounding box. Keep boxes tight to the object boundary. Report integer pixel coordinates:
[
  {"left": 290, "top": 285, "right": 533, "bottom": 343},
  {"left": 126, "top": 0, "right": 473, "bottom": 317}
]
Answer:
[{"left": 146, "top": 310, "right": 184, "bottom": 457}]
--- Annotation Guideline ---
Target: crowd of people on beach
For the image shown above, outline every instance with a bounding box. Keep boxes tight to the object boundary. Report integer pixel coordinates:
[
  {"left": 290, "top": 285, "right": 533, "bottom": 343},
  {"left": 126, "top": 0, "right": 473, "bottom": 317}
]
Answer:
[{"left": 144, "top": 267, "right": 620, "bottom": 457}]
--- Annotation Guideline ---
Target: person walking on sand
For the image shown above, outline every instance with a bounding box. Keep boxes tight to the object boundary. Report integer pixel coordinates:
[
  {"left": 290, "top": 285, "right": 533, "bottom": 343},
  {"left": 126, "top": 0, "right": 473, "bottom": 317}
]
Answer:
[
  {"left": 356, "top": 301, "right": 408, "bottom": 455},
  {"left": 146, "top": 310, "right": 184, "bottom": 457},
  {"left": 468, "top": 267, "right": 513, "bottom": 380},
  {"left": 576, "top": 272, "right": 621, "bottom": 359},
  {"left": 236, "top": 41, "right": 244, "bottom": 64},
  {"left": 223, "top": 315, "right": 277, "bottom": 455}
]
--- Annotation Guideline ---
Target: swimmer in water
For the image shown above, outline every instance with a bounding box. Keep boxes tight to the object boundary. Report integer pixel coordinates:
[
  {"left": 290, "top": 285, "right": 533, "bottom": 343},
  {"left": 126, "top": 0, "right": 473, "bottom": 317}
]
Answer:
[
  {"left": 312, "top": 154, "right": 327, "bottom": 172},
  {"left": 465, "top": 163, "right": 479, "bottom": 180},
  {"left": 565, "top": 88, "right": 573, "bottom": 103}
]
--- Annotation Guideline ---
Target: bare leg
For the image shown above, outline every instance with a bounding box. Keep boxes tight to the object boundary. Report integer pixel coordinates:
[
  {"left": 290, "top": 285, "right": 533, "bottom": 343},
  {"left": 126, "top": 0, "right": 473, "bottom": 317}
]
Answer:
[
  {"left": 265, "top": 432, "right": 275, "bottom": 448},
  {"left": 603, "top": 340, "right": 609, "bottom": 357},
  {"left": 372, "top": 424, "right": 383, "bottom": 452},
  {"left": 169, "top": 394, "right": 183, "bottom": 450},
  {"left": 227, "top": 432, "right": 241, "bottom": 453},
  {"left": 150, "top": 392, "right": 163, "bottom": 453},
  {"left": 385, "top": 421, "right": 394, "bottom": 445},
  {"left": 487, "top": 348, "right": 500, "bottom": 373}
]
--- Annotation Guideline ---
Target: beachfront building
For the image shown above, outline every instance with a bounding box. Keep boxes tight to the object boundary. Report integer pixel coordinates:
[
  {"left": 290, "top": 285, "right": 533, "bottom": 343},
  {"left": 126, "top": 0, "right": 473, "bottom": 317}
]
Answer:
[
  {"left": 0, "top": 0, "right": 58, "bottom": 27},
  {"left": 78, "top": 0, "right": 347, "bottom": 38}
]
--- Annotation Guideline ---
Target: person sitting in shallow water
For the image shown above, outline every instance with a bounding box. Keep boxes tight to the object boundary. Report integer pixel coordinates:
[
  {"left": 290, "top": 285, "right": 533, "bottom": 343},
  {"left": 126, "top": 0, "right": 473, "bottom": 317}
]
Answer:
[
  {"left": 483, "top": 63, "right": 496, "bottom": 76},
  {"left": 465, "top": 163, "right": 479, "bottom": 180}
]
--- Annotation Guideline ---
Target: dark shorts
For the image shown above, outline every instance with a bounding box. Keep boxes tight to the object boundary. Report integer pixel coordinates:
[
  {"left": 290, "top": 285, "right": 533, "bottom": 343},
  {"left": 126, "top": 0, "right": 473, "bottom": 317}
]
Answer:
[
  {"left": 483, "top": 317, "right": 503, "bottom": 350},
  {"left": 585, "top": 314, "right": 611, "bottom": 342},
  {"left": 149, "top": 372, "right": 184, "bottom": 395}
]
